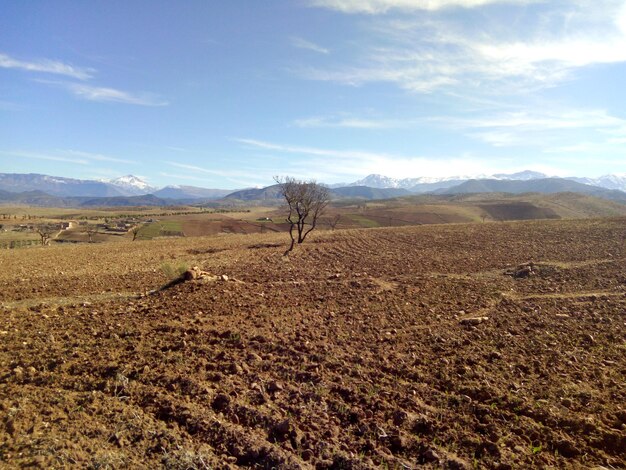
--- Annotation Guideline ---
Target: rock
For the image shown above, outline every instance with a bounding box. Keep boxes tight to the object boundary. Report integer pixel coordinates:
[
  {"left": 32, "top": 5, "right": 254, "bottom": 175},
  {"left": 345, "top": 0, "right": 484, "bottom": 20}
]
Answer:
[
  {"left": 228, "top": 362, "right": 242, "bottom": 375},
  {"left": 445, "top": 457, "right": 470, "bottom": 469},
  {"left": 389, "top": 433, "right": 407, "bottom": 453},
  {"left": 247, "top": 353, "right": 263, "bottom": 363},
  {"left": 495, "top": 464, "right": 512, "bottom": 470},
  {"left": 488, "top": 351, "right": 502, "bottom": 361},
  {"left": 392, "top": 410, "right": 409, "bottom": 426},
  {"left": 514, "top": 267, "right": 532, "bottom": 278},
  {"left": 555, "top": 314, "right": 570, "bottom": 318},
  {"left": 274, "top": 418, "right": 292, "bottom": 435},
  {"left": 212, "top": 393, "right": 231, "bottom": 412},
  {"left": 268, "top": 381, "right": 283, "bottom": 393},
  {"left": 460, "top": 316, "right": 489, "bottom": 326},
  {"left": 583, "top": 333, "right": 595, "bottom": 344},
  {"left": 13, "top": 367, "right": 23, "bottom": 378},
  {"left": 421, "top": 448, "right": 440, "bottom": 463},
  {"left": 220, "top": 274, "right": 229, "bottom": 281},
  {"left": 555, "top": 439, "right": 579, "bottom": 458}
]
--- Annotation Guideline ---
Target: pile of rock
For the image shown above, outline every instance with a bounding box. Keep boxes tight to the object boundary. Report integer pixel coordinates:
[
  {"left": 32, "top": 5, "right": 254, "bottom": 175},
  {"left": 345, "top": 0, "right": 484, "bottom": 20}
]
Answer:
[
  {"left": 183, "top": 266, "right": 229, "bottom": 283},
  {"left": 506, "top": 262, "right": 536, "bottom": 279}
]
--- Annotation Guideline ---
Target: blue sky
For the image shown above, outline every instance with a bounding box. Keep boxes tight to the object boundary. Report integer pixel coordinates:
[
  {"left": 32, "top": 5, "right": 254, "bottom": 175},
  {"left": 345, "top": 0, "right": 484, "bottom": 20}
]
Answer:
[{"left": 1, "top": 0, "right": 626, "bottom": 189}]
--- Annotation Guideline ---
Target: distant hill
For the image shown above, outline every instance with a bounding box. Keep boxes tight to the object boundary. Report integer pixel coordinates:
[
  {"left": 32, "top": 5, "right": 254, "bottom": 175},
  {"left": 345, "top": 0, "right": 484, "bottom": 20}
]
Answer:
[
  {"left": 409, "top": 179, "right": 468, "bottom": 193},
  {"left": 224, "top": 184, "right": 412, "bottom": 202},
  {"left": 79, "top": 194, "right": 168, "bottom": 207},
  {"left": 0, "top": 189, "right": 76, "bottom": 207},
  {"left": 223, "top": 185, "right": 283, "bottom": 201},
  {"left": 437, "top": 178, "right": 626, "bottom": 203},
  {"left": 154, "top": 185, "right": 233, "bottom": 200},
  {"left": 331, "top": 186, "right": 411, "bottom": 199}
]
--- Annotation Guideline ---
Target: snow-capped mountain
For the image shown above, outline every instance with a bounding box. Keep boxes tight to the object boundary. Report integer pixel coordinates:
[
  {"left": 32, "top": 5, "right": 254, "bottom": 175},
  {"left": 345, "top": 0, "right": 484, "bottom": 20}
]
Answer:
[
  {"left": 347, "top": 171, "right": 626, "bottom": 193},
  {"left": 105, "top": 175, "right": 156, "bottom": 196},
  {"left": 491, "top": 170, "right": 548, "bottom": 181},
  {"left": 348, "top": 174, "right": 460, "bottom": 189},
  {"left": 568, "top": 174, "right": 626, "bottom": 192}
]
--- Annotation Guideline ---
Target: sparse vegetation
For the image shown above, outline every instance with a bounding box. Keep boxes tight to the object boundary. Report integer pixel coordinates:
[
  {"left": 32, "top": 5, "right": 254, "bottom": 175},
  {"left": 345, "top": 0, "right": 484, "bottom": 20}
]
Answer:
[{"left": 161, "top": 261, "right": 189, "bottom": 279}]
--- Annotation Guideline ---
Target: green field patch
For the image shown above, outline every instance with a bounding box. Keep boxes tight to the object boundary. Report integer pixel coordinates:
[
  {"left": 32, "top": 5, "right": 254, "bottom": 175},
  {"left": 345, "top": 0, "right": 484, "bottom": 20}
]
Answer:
[
  {"left": 137, "top": 221, "right": 184, "bottom": 239},
  {"left": 346, "top": 214, "right": 380, "bottom": 228}
]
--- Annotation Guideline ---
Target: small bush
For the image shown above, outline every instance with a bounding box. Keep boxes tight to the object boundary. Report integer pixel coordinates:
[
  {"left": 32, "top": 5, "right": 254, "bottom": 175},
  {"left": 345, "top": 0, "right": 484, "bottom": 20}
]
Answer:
[{"left": 161, "top": 262, "right": 189, "bottom": 280}]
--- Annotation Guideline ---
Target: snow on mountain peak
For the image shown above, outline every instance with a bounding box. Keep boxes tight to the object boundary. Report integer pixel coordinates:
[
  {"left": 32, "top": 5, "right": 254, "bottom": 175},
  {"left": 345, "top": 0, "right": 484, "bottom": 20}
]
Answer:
[{"left": 109, "top": 175, "right": 152, "bottom": 190}]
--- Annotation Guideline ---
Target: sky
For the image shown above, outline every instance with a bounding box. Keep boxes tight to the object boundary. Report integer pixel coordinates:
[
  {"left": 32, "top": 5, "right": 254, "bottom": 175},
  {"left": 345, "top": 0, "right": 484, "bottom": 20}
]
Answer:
[{"left": 1, "top": 0, "right": 626, "bottom": 189}]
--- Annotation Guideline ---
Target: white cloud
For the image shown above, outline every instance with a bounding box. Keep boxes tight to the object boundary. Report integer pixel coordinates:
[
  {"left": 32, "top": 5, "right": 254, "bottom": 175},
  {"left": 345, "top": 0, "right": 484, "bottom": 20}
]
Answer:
[
  {"left": 33, "top": 80, "right": 168, "bottom": 106},
  {"left": 310, "top": 0, "right": 540, "bottom": 14},
  {"left": 236, "top": 137, "right": 507, "bottom": 178},
  {"left": 66, "top": 83, "right": 169, "bottom": 106},
  {"left": 303, "top": 1, "right": 626, "bottom": 94},
  {"left": 293, "top": 115, "right": 409, "bottom": 128},
  {"left": 0, "top": 150, "right": 90, "bottom": 165},
  {"left": 0, "top": 149, "right": 139, "bottom": 166},
  {"left": 291, "top": 37, "right": 330, "bottom": 54},
  {"left": 166, "top": 161, "right": 271, "bottom": 186},
  {"left": 0, "top": 52, "right": 94, "bottom": 80},
  {"left": 3, "top": 52, "right": 168, "bottom": 106},
  {"left": 61, "top": 149, "right": 137, "bottom": 165},
  {"left": 433, "top": 108, "right": 626, "bottom": 147}
]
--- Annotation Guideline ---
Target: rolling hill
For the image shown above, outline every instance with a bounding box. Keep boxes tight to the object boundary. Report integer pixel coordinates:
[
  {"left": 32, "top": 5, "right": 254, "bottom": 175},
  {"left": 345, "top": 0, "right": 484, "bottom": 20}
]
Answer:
[
  {"left": 438, "top": 178, "right": 626, "bottom": 203},
  {"left": 154, "top": 185, "right": 233, "bottom": 200}
]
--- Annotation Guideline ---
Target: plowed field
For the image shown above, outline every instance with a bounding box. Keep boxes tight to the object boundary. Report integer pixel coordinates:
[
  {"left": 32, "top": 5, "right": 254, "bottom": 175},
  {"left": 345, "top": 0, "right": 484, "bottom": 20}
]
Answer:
[{"left": 1, "top": 219, "right": 625, "bottom": 469}]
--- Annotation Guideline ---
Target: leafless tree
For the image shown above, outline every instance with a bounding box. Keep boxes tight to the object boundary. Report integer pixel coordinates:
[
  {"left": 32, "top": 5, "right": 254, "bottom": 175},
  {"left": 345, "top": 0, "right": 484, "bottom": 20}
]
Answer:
[
  {"left": 275, "top": 176, "right": 330, "bottom": 255},
  {"left": 86, "top": 226, "right": 99, "bottom": 243},
  {"left": 35, "top": 225, "right": 55, "bottom": 246},
  {"left": 325, "top": 214, "right": 341, "bottom": 231},
  {"left": 131, "top": 224, "right": 143, "bottom": 241}
]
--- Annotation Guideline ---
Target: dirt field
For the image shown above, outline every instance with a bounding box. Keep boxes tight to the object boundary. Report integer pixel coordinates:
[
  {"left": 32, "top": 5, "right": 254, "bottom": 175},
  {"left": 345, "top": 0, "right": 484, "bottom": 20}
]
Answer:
[{"left": 1, "top": 218, "right": 625, "bottom": 469}]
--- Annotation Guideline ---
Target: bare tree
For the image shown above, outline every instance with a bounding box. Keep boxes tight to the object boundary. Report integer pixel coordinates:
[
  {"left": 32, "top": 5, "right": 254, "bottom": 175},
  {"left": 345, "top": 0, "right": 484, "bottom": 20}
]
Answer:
[
  {"left": 275, "top": 176, "right": 330, "bottom": 255},
  {"left": 131, "top": 224, "right": 144, "bottom": 241},
  {"left": 325, "top": 214, "right": 341, "bottom": 231},
  {"left": 86, "top": 226, "right": 99, "bottom": 243},
  {"left": 35, "top": 225, "right": 55, "bottom": 246}
]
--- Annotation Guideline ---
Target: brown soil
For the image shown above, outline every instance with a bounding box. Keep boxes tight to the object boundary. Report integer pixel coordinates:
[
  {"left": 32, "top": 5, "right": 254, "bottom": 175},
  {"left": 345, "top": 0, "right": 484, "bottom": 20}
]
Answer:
[
  {"left": 478, "top": 203, "right": 560, "bottom": 221},
  {"left": 1, "top": 218, "right": 625, "bottom": 469}
]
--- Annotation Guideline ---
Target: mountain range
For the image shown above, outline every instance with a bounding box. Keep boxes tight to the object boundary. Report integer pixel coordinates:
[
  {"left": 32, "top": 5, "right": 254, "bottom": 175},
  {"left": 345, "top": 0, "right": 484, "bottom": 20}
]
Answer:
[
  {"left": 349, "top": 171, "right": 626, "bottom": 193},
  {"left": 1, "top": 171, "right": 626, "bottom": 206}
]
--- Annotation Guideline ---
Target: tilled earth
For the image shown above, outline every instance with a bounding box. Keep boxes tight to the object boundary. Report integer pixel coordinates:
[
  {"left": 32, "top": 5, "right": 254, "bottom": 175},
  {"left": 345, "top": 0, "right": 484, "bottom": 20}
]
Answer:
[{"left": 1, "top": 219, "right": 625, "bottom": 469}]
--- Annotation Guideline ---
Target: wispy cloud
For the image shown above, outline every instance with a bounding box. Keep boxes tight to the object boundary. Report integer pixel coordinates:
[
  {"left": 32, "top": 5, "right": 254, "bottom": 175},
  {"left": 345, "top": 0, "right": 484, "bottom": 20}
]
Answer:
[
  {"left": 61, "top": 149, "right": 137, "bottom": 165},
  {"left": 303, "top": 1, "right": 626, "bottom": 94},
  {"left": 291, "top": 37, "right": 330, "bottom": 54},
  {"left": 431, "top": 108, "right": 626, "bottom": 147},
  {"left": 294, "top": 115, "right": 411, "bottom": 128},
  {"left": 64, "top": 83, "right": 169, "bottom": 106},
  {"left": 310, "top": 0, "right": 540, "bottom": 14},
  {"left": 236, "top": 137, "right": 507, "bottom": 178},
  {"left": 2, "top": 52, "right": 168, "bottom": 106},
  {"left": 0, "top": 150, "right": 90, "bottom": 165},
  {"left": 166, "top": 161, "right": 270, "bottom": 186},
  {"left": 0, "top": 52, "right": 95, "bottom": 80},
  {"left": 0, "top": 149, "right": 137, "bottom": 166}
]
